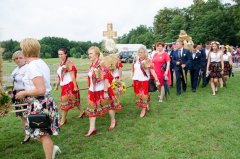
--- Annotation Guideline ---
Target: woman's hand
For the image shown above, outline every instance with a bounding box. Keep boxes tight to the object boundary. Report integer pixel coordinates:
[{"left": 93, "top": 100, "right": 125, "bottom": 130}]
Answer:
[
  {"left": 54, "top": 86, "right": 58, "bottom": 91},
  {"left": 164, "top": 71, "right": 168, "bottom": 77},
  {"left": 155, "top": 80, "right": 160, "bottom": 87},
  {"left": 15, "top": 91, "right": 26, "bottom": 100},
  {"left": 104, "top": 91, "right": 109, "bottom": 99},
  {"left": 73, "top": 86, "right": 79, "bottom": 92}
]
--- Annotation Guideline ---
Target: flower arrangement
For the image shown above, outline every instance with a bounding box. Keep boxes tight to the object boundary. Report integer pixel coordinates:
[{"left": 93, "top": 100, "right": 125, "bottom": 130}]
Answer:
[
  {"left": 141, "top": 59, "right": 150, "bottom": 69},
  {"left": 111, "top": 79, "right": 126, "bottom": 95}
]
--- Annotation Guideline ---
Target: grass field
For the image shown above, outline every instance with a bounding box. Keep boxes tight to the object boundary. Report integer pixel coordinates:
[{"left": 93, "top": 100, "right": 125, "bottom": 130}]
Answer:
[
  {"left": 3, "top": 58, "right": 132, "bottom": 75},
  {"left": 0, "top": 71, "right": 240, "bottom": 159}
]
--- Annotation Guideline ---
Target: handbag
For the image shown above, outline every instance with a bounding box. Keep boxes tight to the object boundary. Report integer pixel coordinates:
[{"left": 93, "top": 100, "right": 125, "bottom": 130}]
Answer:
[
  {"left": 148, "top": 79, "right": 157, "bottom": 92},
  {"left": 28, "top": 114, "right": 51, "bottom": 129}
]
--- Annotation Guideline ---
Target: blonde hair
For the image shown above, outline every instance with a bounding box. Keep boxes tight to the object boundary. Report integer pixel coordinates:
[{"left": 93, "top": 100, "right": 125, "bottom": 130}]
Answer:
[
  {"left": 20, "top": 38, "right": 41, "bottom": 57},
  {"left": 12, "top": 50, "right": 23, "bottom": 60},
  {"left": 138, "top": 46, "right": 148, "bottom": 57},
  {"left": 88, "top": 46, "right": 101, "bottom": 57}
]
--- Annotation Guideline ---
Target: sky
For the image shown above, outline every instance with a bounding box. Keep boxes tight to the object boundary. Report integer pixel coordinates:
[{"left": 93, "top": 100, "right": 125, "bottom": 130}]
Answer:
[{"left": 0, "top": 0, "right": 233, "bottom": 42}]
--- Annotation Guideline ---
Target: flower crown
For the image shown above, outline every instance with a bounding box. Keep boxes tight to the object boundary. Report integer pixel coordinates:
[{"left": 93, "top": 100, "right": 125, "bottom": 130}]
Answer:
[{"left": 211, "top": 41, "right": 220, "bottom": 45}]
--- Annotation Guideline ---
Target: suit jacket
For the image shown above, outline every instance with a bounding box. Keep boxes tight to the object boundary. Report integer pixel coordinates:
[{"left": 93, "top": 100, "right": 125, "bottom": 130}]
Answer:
[
  {"left": 172, "top": 48, "right": 191, "bottom": 70},
  {"left": 200, "top": 48, "right": 207, "bottom": 69},
  {"left": 190, "top": 51, "right": 202, "bottom": 70},
  {"left": 169, "top": 50, "right": 175, "bottom": 69}
]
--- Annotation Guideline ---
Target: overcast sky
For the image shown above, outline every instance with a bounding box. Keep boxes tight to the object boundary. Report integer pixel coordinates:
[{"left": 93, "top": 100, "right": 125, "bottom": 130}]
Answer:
[{"left": 0, "top": 0, "right": 233, "bottom": 42}]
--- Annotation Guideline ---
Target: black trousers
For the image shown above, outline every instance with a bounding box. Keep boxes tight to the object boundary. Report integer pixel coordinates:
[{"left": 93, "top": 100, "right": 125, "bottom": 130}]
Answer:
[
  {"left": 190, "top": 68, "right": 200, "bottom": 90},
  {"left": 175, "top": 68, "right": 188, "bottom": 94},
  {"left": 170, "top": 68, "right": 174, "bottom": 87},
  {"left": 201, "top": 66, "right": 209, "bottom": 86}
]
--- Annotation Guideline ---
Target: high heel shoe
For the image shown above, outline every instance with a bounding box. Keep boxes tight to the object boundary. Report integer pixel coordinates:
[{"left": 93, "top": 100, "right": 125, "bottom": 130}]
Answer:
[
  {"left": 77, "top": 112, "right": 85, "bottom": 118},
  {"left": 60, "top": 119, "right": 67, "bottom": 127},
  {"left": 21, "top": 136, "right": 30, "bottom": 144},
  {"left": 108, "top": 120, "right": 117, "bottom": 131},
  {"left": 84, "top": 129, "right": 97, "bottom": 137},
  {"left": 52, "top": 145, "right": 61, "bottom": 159}
]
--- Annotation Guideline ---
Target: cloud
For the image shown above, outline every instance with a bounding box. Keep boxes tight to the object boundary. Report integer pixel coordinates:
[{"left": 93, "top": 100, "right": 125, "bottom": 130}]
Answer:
[{"left": 0, "top": 0, "right": 233, "bottom": 42}]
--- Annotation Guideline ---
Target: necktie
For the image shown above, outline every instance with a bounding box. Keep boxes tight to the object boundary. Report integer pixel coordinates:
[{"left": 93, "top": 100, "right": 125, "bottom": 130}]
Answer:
[{"left": 178, "top": 49, "right": 181, "bottom": 58}]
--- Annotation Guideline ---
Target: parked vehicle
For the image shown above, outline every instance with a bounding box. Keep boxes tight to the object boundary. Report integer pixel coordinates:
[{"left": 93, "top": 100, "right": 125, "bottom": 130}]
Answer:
[{"left": 116, "top": 44, "right": 145, "bottom": 63}]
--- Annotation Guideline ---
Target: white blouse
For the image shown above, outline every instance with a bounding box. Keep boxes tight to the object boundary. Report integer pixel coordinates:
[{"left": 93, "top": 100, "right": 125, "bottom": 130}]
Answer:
[
  {"left": 112, "top": 68, "right": 120, "bottom": 78},
  {"left": 57, "top": 65, "right": 72, "bottom": 86},
  {"left": 223, "top": 52, "right": 231, "bottom": 62},
  {"left": 88, "top": 67, "right": 104, "bottom": 92},
  {"left": 22, "top": 59, "right": 51, "bottom": 94},
  {"left": 132, "top": 60, "right": 150, "bottom": 81},
  {"left": 209, "top": 51, "right": 222, "bottom": 62},
  {"left": 11, "top": 64, "right": 28, "bottom": 90}
]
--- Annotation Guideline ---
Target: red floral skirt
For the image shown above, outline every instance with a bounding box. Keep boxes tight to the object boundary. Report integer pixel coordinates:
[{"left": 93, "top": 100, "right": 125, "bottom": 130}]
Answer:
[
  {"left": 133, "top": 80, "right": 150, "bottom": 108},
  {"left": 209, "top": 62, "right": 222, "bottom": 78},
  {"left": 60, "top": 82, "right": 80, "bottom": 110},
  {"left": 87, "top": 87, "right": 121, "bottom": 117},
  {"left": 223, "top": 61, "right": 231, "bottom": 76}
]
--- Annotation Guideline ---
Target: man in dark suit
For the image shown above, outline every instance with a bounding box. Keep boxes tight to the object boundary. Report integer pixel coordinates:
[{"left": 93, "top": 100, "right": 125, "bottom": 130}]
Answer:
[
  {"left": 172, "top": 40, "right": 191, "bottom": 95},
  {"left": 190, "top": 45, "right": 202, "bottom": 92},
  {"left": 199, "top": 41, "right": 211, "bottom": 87}
]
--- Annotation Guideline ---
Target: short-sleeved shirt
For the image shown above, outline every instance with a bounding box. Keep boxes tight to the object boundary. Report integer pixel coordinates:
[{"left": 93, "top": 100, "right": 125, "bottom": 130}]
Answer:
[
  {"left": 22, "top": 59, "right": 51, "bottom": 93},
  {"left": 209, "top": 51, "right": 222, "bottom": 62},
  {"left": 223, "top": 52, "right": 231, "bottom": 61},
  {"left": 11, "top": 64, "right": 28, "bottom": 90}
]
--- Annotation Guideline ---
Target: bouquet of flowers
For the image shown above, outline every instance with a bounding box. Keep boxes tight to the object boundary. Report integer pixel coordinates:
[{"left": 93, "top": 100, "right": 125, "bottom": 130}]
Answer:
[
  {"left": 111, "top": 79, "right": 126, "bottom": 95},
  {"left": 141, "top": 59, "right": 150, "bottom": 69}
]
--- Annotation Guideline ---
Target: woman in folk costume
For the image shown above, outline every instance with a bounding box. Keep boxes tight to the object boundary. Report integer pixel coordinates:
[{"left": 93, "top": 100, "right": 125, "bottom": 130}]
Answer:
[
  {"left": 85, "top": 46, "right": 120, "bottom": 137},
  {"left": 152, "top": 42, "right": 172, "bottom": 102},
  {"left": 221, "top": 46, "right": 233, "bottom": 86},
  {"left": 132, "top": 47, "right": 160, "bottom": 118},
  {"left": 206, "top": 41, "right": 224, "bottom": 96},
  {"left": 108, "top": 53, "right": 125, "bottom": 110},
  {"left": 54, "top": 48, "right": 84, "bottom": 126}
]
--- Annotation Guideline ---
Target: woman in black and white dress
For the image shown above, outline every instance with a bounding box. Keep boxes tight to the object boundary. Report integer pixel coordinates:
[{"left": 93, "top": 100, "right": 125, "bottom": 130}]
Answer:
[{"left": 206, "top": 41, "right": 224, "bottom": 96}]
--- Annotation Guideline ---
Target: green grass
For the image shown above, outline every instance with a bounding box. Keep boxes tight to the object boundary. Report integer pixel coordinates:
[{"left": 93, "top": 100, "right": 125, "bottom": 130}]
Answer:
[
  {"left": 3, "top": 58, "right": 132, "bottom": 75},
  {"left": 1, "top": 72, "right": 240, "bottom": 158}
]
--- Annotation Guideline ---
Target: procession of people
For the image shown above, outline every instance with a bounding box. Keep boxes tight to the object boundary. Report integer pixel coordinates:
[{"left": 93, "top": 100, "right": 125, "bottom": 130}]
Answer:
[{"left": 8, "top": 33, "right": 235, "bottom": 159}]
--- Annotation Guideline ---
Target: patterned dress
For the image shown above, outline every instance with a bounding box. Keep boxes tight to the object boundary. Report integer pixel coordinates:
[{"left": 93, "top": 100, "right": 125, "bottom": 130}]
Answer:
[
  {"left": 57, "top": 60, "right": 80, "bottom": 110},
  {"left": 22, "top": 59, "right": 60, "bottom": 139},
  {"left": 87, "top": 60, "right": 121, "bottom": 117},
  {"left": 132, "top": 58, "right": 153, "bottom": 109}
]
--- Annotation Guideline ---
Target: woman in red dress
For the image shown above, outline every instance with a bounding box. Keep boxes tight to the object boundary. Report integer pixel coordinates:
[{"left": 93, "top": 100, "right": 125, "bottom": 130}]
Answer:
[
  {"left": 152, "top": 42, "right": 172, "bottom": 102},
  {"left": 85, "top": 46, "right": 120, "bottom": 137},
  {"left": 132, "top": 47, "right": 160, "bottom": 118},
  {"left": 54, "top": 48, "right": 84, "bottom": 126}
]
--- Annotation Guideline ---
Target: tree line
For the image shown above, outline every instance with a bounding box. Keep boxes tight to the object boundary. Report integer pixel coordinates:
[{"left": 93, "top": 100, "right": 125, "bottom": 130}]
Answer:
[
  {"left": 118, "top": 0, "right": 240, "bottom": 48},
  {"left": 0, "top": 37, "right": 102, "bottom": 60},
  {"left": 1, "top": 0, "right": 239, "bottom": 60}
]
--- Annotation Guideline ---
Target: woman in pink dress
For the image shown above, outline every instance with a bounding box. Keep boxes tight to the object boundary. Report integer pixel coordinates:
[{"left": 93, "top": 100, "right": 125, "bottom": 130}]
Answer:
[{"left": 152, "top": 42, "right": 172, "bottom": 102}]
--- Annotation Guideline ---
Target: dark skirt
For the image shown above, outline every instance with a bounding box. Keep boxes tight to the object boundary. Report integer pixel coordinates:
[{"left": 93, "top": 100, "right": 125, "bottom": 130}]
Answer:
[
  {"left": 223, "top": 61, "right": 231, "bottom": 76},
  {"left": 209, "top": 62, "right": 222, "bottom": 78}
]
